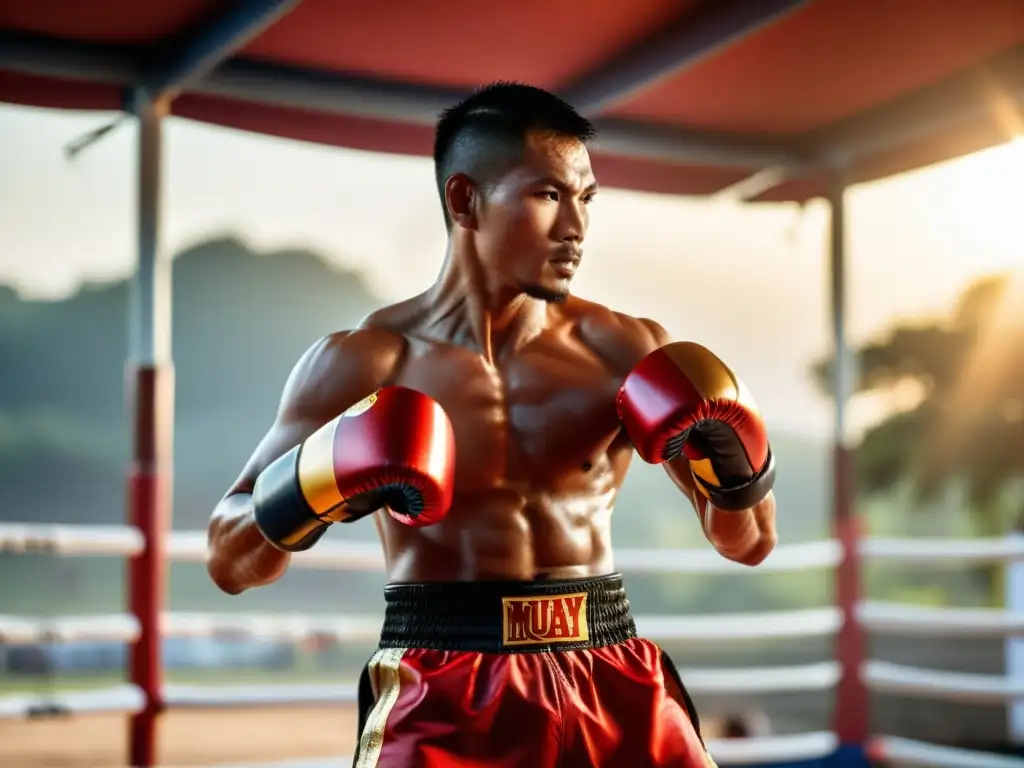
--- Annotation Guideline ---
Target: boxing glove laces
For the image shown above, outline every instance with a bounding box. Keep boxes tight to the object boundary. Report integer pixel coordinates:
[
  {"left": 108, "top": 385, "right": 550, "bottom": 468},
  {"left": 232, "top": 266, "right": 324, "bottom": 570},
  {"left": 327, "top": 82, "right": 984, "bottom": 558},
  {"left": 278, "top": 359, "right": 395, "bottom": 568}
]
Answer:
[
  {"left": 252, "top": 385, "right": 457, "bottom": 552},
  {"left": 617, "top": 342, "right": 775, "bottom": 512}
]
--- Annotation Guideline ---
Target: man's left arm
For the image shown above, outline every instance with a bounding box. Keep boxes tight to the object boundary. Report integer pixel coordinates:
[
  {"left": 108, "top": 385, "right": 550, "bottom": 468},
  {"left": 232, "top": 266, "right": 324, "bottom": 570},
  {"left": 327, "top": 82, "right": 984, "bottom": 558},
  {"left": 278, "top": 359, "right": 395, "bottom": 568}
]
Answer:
[
  {"left": 618, "top": 318, "right": 777, "bottom": 566},
  {"left": 663, "top": 453, "right": 777, "bottom": 566}
]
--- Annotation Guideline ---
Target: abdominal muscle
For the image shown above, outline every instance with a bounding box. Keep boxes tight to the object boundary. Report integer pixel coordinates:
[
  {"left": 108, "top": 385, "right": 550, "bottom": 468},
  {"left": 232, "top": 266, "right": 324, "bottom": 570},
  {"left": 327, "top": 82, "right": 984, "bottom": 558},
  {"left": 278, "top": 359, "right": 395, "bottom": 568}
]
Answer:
[{"left": 376, "top": 483, "right": 618, "bottom": 583}]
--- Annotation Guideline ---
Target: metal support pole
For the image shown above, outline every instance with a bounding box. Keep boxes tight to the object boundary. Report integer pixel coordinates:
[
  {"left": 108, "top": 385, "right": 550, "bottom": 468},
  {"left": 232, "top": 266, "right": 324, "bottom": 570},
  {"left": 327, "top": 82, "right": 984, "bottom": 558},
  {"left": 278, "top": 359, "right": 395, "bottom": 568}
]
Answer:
[
  {"left": 827, "top": 174, "right": 868, "bottom": 758},
  {"left": 1008, "top": 547, "right": 1024, "bottom": 743},
  {"left": 126, "top": 89, "right": 174, "bottom": 768}
]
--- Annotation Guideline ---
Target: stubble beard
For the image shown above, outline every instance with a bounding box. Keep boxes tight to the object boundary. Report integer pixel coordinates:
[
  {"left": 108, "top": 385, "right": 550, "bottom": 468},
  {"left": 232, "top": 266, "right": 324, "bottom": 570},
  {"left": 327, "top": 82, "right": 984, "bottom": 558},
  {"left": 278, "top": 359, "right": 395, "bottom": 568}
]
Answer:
[{"left": 523, "top": 283, "right": 569, "bottom": 303}]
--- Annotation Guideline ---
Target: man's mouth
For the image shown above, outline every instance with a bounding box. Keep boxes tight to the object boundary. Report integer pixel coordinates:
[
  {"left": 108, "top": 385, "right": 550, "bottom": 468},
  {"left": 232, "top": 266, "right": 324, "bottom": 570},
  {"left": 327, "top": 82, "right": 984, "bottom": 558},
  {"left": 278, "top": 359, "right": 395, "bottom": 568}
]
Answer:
[
  {"left": 550, "top": 258, "right": 578, "bottom": 278},
  {"left": 551, "top": 246, "right": 582, "bottom": 270}
]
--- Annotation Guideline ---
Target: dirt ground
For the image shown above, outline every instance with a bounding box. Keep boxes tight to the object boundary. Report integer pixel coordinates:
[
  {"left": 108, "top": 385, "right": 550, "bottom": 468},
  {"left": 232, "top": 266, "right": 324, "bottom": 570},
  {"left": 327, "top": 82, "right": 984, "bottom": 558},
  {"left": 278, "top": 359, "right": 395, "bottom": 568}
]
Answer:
[
  {"left": 0, "top": 707, "right": 733, "bottom": 767},
  {"left": 0, "top": 706, "right": 360, "bottom": 767}
]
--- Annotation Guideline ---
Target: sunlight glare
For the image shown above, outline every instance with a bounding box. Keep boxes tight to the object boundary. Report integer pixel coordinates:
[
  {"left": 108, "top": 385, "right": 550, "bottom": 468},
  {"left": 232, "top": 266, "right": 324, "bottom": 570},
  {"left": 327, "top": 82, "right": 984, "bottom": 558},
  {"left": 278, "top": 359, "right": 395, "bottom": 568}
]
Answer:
[{"left": 951, "top": 136, "right": 1024, "bottom": 262}]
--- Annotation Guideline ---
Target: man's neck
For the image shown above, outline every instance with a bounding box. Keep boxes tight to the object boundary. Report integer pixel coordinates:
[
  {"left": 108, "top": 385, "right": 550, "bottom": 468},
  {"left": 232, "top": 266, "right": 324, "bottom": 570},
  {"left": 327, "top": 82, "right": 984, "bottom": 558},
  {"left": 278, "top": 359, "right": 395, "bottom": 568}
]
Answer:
[{"left": 424, "top": 240, "right": 548, "bottom": 363}]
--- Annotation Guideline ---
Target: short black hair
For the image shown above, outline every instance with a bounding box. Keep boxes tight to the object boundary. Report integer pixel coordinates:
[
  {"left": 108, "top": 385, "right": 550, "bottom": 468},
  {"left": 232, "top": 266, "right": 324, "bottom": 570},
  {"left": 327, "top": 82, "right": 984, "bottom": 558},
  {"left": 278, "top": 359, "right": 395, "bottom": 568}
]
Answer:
[{"left": 433, "top": 81, "right": 595, "bottom": 228}]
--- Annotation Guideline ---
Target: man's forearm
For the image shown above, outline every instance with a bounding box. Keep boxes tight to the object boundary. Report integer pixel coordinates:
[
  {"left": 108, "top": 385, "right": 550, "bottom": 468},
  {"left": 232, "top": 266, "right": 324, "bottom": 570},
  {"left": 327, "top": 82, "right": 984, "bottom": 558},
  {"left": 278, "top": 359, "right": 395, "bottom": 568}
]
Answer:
[
  {"left": 699, "top": 493, "right": 777, "bottom": 566},
  {"left": 663, "top": 460, "right": 778, "bottom": 566},
  {"left": 207, "top": 494, "right": 291, "bottom": 594}
]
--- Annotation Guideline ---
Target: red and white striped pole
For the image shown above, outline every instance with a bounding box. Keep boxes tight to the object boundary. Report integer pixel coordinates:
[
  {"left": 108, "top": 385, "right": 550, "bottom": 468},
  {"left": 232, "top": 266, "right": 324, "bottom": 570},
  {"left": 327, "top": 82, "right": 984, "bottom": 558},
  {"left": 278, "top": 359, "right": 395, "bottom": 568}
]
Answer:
[
  {"left": 126, "top": 89, "right": 174, "bottom": 768},
  {"left": 826, "top": 174, "right": 868, "bottom": 757}
]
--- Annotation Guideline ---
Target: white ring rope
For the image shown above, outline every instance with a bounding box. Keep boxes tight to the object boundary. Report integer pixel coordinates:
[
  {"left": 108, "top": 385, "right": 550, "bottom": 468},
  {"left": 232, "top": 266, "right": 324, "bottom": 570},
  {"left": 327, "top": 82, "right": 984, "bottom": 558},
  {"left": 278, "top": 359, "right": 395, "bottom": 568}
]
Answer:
[
  {"left": 3, "top": 521, "right": 1022, "bottom": 766},
  {"left": 636, "top": 608, "right": 841, "bottom": 642},
  {"left": 683, "top": 661, "right": 840, "bottom": 694},
  {"left": 860, "top": 601, "right": 1024, "bottom": 637},
  {"left": 16, "top": 601, "right": 1024, "bottom": 647},
  {"left": 0, "top": 524, "right": 143, "bottom": 556},
  {"left": 708, "top": 731, "right": 838, "bottom": 765},
  {"left": 862, "top": 536, "right": 1024, "bottom": 564},
  {"left": 871, "top": 736, "right": 1024, "bottom": 767},
  {"left": 0, "top": 684, "right": 143, "bottom": 719},
  {"left": 166, "top": 612, "right": 384, "bottom": 642},
  {"left": 615, "top": 540, "right": 841, "bottom": 574},
  {"left": 864, "top": 660, "right": 1024, "bottom": 704},
  {"left": 173, "top": 534, "right": 386, "bottom": 572},
  {"left": 0, "top": 660, "right": 840, "bottom": 721},
  {"left": 164, "top": 683, "right": 358, "bottom": 709},
  {"left": 0, "top": 663, "right": 840, "bottom": 721},
  {"left": 0, "top": 524, "right": 839, "bottom": 573},
  {"left": 0, "top": 614, "right": 141, "bottom": 644},
  {"left": 5, "top": 522, "right": 1022, "bottom": 568},
  {"left": 0, "top": 608, "right": 842, "bottom": 646}
]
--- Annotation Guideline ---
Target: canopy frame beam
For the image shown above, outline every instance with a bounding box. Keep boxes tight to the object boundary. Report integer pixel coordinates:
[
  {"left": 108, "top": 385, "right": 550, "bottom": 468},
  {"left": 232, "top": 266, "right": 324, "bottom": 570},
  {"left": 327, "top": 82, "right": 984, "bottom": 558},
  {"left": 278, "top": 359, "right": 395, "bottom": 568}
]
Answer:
[
  {"left": 561, "top": 0, "right": 807, "bottom": 114},
  {"left": 139, "top": 0, "right": 303, "bottom": 101}
]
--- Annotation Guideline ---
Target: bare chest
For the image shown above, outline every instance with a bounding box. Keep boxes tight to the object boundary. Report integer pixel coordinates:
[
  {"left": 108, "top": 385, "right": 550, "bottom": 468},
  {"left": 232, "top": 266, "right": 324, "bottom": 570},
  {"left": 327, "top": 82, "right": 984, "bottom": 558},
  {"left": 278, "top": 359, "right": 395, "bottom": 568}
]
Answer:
[{"left": 393, "top": 340, "right": 624, "bottom": 490}]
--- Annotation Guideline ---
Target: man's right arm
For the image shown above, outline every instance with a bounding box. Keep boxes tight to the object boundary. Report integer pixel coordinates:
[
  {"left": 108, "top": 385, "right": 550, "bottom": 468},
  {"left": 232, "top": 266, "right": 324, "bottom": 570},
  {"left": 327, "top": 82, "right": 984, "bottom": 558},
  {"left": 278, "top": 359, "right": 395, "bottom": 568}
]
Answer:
[{"left": 206, "top": 329, "right": 405, "bottom": 594}]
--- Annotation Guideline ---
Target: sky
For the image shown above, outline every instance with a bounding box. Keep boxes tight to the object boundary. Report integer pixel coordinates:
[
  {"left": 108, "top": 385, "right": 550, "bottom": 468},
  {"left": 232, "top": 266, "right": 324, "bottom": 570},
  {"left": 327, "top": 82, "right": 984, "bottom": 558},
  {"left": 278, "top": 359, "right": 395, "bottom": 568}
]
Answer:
[{"left": 1, "top": 103, "right": 1023, "bottom": 440}]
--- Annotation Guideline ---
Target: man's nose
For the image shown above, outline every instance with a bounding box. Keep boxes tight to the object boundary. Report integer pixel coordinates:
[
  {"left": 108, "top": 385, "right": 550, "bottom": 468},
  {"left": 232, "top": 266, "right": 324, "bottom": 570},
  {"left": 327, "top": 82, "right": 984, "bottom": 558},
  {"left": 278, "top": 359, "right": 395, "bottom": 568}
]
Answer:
[{"left": 559, "top": 201, "right": 586, "bottom": 242}]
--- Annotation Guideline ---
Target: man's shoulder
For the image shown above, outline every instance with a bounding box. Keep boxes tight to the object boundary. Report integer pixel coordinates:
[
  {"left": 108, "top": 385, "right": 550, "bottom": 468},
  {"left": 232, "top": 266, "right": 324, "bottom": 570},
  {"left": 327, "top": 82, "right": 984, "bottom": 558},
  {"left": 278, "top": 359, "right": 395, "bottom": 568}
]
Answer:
[
  {"left": 563, "top": 296, "right": 669, "bottom": 370},
  {"left": 565, "top": 295, "right": 660, "bottom": 334},
  {"left": 309, "top": 295, "right": 425, "bottom": 358},
  {"left": 277, "top": 324, "right": 408, "bottom": 421},
  {"left": 307, "top": 317, "right": 408, "bottom": 363},
  {"left": 287, "top": 312, "right": 410, "bottom": 394}
]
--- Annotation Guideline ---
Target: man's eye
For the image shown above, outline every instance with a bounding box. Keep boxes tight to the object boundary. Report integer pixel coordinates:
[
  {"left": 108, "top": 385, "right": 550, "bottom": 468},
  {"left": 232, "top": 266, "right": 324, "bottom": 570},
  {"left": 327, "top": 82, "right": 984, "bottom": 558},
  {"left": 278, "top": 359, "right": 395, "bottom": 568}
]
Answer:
[
  {"left": 538, "top": 190, "right": 558, "bottom": 201},
  {"left": 582, "top": 194, "right": 596, "bottom": 204}
]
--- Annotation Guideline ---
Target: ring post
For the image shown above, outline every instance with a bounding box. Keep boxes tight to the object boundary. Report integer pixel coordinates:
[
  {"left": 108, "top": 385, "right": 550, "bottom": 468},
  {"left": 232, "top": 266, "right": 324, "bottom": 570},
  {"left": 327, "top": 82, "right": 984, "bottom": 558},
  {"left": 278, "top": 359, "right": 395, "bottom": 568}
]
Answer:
[
  {"left": 126, "top": 88, "right": 174, "bottom": 768},
  {"left": 827, "top": 173, "right": 868, "bottom": 766}
]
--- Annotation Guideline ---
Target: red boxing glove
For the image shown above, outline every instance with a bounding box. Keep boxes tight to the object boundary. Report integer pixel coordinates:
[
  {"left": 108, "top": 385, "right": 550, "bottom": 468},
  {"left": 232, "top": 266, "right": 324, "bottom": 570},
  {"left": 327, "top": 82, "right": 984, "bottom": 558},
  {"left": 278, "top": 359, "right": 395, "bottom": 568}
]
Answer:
[
  {"left": 617, "top": 342, "right": 774, "bottom": 512},
  {"left": 254, "top": 386, "right": 456, "bottom": 551}
]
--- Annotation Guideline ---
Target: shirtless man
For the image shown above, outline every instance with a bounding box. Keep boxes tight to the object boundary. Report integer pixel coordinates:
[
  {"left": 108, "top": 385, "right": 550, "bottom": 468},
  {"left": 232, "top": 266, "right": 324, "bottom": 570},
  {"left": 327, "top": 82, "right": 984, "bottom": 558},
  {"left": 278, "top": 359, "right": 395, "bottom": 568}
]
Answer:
[{"left": 206, "top": 82, "right": 777, "bottom": 768}]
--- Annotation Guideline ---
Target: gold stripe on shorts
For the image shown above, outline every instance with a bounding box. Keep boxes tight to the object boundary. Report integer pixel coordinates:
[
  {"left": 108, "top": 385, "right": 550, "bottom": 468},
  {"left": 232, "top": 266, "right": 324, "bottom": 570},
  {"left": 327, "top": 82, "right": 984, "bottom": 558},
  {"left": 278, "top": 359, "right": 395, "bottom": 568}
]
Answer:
[{"left": 355, "top": 647, "right": 407, "bottom": 768}]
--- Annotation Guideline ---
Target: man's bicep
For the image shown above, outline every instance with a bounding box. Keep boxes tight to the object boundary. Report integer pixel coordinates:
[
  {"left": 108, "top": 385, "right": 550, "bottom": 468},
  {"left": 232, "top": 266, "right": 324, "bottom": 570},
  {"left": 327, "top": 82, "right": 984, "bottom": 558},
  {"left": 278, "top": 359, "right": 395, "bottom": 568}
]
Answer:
[{"left": 226, "top": 329, "right": 405, "bottom": 495}]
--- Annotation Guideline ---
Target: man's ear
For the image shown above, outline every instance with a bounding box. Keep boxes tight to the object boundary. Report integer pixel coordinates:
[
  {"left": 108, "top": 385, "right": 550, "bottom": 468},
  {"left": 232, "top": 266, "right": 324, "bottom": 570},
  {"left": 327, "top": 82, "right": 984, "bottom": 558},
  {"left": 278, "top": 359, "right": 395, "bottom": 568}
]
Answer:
[{"left": 444, "top": 173, "right": 478, "bottom": 230}]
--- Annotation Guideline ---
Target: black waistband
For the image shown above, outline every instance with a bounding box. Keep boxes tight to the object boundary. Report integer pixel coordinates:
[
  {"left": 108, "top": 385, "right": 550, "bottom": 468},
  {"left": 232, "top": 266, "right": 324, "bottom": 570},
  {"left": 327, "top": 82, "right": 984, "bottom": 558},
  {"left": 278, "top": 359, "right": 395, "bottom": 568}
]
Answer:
[{"left": 379, "top": 573, "right": 637, "bottom": 653}]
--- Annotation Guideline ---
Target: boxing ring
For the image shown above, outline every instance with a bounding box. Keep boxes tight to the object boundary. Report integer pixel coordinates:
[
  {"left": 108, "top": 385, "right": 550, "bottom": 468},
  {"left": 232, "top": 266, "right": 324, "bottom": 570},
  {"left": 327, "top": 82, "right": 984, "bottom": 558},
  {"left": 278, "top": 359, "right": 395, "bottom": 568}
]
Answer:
[
  {"left": 2, "top": 523, "right": 1023, "bottom": 767},
  {"left": 2, "top": 3, "right": 1022, "bottom": 766}
]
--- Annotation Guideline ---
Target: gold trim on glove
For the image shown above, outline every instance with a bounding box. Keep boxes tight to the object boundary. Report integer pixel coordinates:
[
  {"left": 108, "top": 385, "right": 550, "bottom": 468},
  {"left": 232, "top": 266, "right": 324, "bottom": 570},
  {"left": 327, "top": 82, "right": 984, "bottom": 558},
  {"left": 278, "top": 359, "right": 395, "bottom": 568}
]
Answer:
[{"left": 296, "top": 419, "right": 343, "bottom": 517}]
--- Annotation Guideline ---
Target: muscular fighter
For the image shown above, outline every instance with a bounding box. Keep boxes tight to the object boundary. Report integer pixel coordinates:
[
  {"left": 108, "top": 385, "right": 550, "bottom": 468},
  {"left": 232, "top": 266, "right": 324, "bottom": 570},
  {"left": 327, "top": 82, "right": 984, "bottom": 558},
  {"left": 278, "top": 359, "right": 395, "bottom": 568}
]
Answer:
[{"left": 206, "top": 82, "right": 777, "bottom": 768}]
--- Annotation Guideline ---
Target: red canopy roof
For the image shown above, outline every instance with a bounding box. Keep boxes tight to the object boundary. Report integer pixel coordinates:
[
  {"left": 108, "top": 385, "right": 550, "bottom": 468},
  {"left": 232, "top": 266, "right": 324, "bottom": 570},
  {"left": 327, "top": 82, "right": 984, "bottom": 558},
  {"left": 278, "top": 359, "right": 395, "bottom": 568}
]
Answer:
[{"left": 0, "top": 0, "right": 1021, "bottom": 202}]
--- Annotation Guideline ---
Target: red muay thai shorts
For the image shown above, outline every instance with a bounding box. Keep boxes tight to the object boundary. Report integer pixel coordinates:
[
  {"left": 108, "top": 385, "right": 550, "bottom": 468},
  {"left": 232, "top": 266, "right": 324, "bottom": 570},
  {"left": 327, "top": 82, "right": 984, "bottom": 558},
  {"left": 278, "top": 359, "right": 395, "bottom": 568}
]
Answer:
[{"left": 351, "top": 574, "right": 715, "bottom": 767}]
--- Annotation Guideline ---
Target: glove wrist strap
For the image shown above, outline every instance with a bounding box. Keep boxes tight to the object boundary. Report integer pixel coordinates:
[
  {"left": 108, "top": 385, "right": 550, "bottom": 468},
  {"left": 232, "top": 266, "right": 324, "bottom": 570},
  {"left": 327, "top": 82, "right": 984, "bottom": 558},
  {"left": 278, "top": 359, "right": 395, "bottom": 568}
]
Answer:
[
  {"left": 252, "top": 445, "right": 332, "bottom": 552},
  {"left": 694, "top": 448, "right": 775, "bottom": 512}
]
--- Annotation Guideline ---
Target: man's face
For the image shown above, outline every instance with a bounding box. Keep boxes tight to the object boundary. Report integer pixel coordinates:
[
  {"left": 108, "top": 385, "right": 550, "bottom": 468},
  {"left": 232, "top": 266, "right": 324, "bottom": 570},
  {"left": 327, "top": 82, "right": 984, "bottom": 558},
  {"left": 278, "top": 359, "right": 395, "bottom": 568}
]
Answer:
[{"left": 474, "top": 131, "right": 597, "bottom": 303}]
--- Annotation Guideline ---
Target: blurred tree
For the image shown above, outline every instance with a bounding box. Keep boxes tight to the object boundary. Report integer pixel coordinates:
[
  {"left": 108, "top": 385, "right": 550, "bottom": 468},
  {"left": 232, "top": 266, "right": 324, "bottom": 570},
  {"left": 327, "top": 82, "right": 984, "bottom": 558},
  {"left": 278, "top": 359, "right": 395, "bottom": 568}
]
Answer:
[{"left": 813, "top": 273, "right": 1024, "bottom": 536}]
